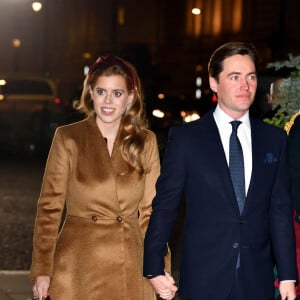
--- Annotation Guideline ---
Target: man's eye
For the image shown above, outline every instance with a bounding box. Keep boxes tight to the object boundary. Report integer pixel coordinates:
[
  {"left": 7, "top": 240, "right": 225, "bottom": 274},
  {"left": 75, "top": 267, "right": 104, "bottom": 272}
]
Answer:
[
  {"left": 247, "top": 74, "right": 257, "bottom": 81},
  {"left": 230, "top": 75, "right": 239, "bottom": 80}
]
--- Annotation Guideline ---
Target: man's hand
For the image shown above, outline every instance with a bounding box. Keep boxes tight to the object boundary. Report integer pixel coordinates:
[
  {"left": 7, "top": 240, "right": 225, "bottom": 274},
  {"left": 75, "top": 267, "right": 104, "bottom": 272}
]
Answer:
[
  {"left": 279, "top": 280, "right": 296, "bottom": 300},
  {"left": 149, "top": 272, "right": 178, "bottom": 300}
]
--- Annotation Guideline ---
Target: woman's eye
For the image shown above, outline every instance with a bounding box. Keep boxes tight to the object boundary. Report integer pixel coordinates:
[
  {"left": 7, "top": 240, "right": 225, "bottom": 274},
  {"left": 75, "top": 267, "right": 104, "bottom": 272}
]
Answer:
[
  {"left": 114, "top": 91, "right": 122, "bottom": 97},
  {"left": 96, "top": 88, "right": 105, "bottom": 95}
]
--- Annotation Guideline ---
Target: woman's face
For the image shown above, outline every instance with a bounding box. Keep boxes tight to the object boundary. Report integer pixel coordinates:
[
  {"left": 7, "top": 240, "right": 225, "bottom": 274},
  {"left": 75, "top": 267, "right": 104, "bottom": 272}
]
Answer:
[{"left": 90, "top": 74, "right": 134, "bottom": 129}]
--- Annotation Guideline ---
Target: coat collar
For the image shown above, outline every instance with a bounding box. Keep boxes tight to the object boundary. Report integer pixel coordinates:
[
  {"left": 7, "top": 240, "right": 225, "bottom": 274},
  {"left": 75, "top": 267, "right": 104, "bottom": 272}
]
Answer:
[{"left": 85, "top": 115, "right": 132, "bottom": 176}]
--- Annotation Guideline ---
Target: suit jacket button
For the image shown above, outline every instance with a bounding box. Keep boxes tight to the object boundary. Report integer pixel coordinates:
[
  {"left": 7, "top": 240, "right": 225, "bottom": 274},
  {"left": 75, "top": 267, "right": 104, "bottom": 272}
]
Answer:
[
  {"left": 91, "top": 215, "right": 98, "bottom": 222},
  {"left": 116, "top": 216, "right": 123, "bottom": 222},
  {"left": 233, "top": 243, "right": 239, "bottom": 248}
]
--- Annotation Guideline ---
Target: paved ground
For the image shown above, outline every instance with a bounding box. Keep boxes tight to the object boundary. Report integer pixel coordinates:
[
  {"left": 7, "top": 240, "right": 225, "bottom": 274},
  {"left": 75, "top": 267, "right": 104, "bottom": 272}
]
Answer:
[
  {"left": 0, "top": 155, "right": 45, "bottom": 270},
  {"left": 0, "top": 155, "right": 44, "bottom": 299},
  {"left": 0, "top": 270, "right": 32, "bottom": 300}
]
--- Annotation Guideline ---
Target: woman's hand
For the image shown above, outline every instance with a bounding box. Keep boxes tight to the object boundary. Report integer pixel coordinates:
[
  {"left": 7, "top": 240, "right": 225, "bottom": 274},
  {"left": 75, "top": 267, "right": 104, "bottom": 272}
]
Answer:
[
  {"left": 149, "top": 272, "right": 178, "bottom": 299},
  {"left": 32, "top": 275, "right": 51, "bottom": 300}
]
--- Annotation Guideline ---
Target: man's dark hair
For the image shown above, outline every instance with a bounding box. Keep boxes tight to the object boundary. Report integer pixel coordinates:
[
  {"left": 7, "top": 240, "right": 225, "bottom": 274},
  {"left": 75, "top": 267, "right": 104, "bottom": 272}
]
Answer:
[{"left": 208, "top": 41, "right": 258, "bottom": 81}]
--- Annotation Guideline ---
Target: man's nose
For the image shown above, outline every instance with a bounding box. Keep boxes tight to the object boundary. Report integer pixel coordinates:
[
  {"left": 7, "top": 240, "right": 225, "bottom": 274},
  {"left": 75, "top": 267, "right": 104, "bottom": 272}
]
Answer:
[{"left": 240, "top": 78, "right": 250, "bottom": 90}]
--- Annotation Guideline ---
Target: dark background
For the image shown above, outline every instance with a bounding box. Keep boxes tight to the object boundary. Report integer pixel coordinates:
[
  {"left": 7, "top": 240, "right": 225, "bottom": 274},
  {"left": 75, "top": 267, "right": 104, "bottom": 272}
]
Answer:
[{"left": 1, "top": 0, "right": 300, "bottom": 103}]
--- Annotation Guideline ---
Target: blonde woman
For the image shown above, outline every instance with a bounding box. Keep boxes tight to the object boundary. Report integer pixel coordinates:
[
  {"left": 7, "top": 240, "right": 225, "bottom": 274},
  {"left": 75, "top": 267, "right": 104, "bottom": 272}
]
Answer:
[{"left": 30, "top": 55, "right": 163, "bottom": 299}]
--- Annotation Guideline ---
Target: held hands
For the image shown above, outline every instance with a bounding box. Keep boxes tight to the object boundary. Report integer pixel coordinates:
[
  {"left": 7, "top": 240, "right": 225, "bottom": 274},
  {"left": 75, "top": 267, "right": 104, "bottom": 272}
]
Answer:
[
  {"left": 32, "top": 275, "right": 51, "bottom": 300},
  {"left": 149, "top": 271, "right": 178, "bottom": 300},
  {"left": 279, "top": 281, "right": 296, "bottom": 300}
]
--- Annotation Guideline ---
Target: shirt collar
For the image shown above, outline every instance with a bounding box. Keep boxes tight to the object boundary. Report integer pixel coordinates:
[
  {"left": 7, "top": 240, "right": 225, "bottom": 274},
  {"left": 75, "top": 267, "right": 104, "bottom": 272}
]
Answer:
[{"left": 213, "top": 104, "right": 250, "bottom": 129}]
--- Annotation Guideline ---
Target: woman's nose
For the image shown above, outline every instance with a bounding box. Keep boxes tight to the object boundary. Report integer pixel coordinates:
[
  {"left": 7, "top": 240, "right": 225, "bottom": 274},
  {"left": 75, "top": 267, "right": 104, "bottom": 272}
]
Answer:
[{"left": 104, "top": 93, "right": 113, "bottom": 103}]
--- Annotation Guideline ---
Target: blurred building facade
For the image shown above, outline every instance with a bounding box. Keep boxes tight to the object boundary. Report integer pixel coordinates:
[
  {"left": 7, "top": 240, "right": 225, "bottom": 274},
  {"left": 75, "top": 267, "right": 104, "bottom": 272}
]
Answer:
[{"left": 0, "top": 0, "right": 299, "bottom": 103}]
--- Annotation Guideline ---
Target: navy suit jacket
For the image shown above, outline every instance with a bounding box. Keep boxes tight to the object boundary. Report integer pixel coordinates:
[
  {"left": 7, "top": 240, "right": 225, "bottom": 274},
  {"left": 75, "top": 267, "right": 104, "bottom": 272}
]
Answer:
[{"left": 144, "top": 110, "right": 297, "bottom": 299}]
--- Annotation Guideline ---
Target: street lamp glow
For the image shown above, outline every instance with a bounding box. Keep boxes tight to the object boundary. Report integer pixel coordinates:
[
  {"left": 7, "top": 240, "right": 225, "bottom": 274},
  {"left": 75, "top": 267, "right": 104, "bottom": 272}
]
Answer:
[
  {"left": 12, "top": 38, "right": 21, "bottom": 48},
  {"left": 157, "top": 93, "right": 165, "bottom": 100},
  {"left": 152, "top": 109, "right": 165, "bottom": 119},
  {"left": 32, "top": 1, "right": 43, "bottom": 12},
  {"left": 183, "top": 112, "right": 200, "bottom": 123},
  {"left": 192, "top": 8, "right": 201, "bottom": 15}
]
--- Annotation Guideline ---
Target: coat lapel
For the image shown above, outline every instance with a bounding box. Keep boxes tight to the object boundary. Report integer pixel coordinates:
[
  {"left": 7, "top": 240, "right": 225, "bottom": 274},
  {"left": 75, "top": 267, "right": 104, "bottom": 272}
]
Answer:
[
  {"left": 110, "top": 129, "right": 132, "bottom": 177},
  {"left": 84, "top": 115, "right": 131, "bottom": 177},
  {"left": 243, "top": 117, "right": 269, "bottom": 215}
]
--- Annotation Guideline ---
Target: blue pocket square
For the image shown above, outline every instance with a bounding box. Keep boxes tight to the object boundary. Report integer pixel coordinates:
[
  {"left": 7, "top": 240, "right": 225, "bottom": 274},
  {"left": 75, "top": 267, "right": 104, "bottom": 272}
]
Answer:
[{"left": 264, "top": 152, "right": 278, "bottom": 164}]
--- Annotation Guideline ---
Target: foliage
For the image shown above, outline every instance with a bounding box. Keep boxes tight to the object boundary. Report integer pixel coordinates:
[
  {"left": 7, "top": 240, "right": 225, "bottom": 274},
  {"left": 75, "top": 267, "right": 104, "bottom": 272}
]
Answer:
[
  {"left": 264, "top": 54, "right": 300, "bottom": 128},
  {"left": 263, "top": 108, "right": 289, "bottom": 128},
  {"left": 267, "top": 53, "right": 300, "bottom": 72}
]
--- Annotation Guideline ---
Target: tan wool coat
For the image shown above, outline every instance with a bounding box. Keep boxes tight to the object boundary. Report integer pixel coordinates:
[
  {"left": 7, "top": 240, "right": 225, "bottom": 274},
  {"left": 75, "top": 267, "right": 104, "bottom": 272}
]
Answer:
[{"left": 30, "top": 116, "right": 162, "bottom": 300}]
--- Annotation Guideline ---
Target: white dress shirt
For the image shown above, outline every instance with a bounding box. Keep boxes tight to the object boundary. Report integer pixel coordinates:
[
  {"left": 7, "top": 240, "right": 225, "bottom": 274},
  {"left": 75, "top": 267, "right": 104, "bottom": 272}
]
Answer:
[{"left": 213, "top": 105, "right": 252, "bottom": 196}]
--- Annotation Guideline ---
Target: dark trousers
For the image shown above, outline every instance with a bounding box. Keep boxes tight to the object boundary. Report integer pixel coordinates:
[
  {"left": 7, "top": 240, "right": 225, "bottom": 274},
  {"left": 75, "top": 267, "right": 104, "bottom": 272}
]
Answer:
[
  {"left": 185, "top": 269, "right": 273, "bottom": 300},
  {"left": 185, "top": 269, "right": 245, "bottom": 300}
]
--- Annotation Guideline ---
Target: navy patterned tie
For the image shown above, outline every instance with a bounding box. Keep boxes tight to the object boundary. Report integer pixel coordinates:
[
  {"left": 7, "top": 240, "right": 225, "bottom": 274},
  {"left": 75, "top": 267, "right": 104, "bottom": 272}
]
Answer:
[
  {"left": 229, "top": 121, "right": 245, "bottom": 214},
  {"left": 229, "top": 121, "right": 245, "bottom": 269}
]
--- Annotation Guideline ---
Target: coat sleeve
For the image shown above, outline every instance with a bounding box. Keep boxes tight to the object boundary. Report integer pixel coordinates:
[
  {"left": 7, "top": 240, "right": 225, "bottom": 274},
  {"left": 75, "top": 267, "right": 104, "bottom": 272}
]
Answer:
[
  {"left": 138, "top": 130, "right": 160, "bottom": 236},
  {"left": 30, "top": 128, "right": 70, "bottom": 279},
  {"left": 143, "top": 126, "right": 187, "bottom": 277}
]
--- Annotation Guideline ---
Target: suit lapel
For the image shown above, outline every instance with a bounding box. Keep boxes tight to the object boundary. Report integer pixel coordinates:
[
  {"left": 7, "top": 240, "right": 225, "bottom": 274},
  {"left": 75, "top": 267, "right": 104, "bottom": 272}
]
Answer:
[
  {"left": 243, "top": 117, "right": 265, "bottom": 214},
  {"left": 203, "top": 112, "right": 241, "bottom": 214}
]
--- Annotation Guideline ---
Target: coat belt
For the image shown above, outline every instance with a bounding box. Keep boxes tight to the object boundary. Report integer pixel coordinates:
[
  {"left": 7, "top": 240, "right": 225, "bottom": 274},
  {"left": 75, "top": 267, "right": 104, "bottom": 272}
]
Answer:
[{"left": 66, "top": 214, "right": 137, "bottom": 223}]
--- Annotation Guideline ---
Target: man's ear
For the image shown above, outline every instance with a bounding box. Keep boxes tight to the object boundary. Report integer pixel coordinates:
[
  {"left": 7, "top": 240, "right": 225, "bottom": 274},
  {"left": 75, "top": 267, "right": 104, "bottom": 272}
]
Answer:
[{"left": 209, "top": 76, "right": 218, "bottom": 93}]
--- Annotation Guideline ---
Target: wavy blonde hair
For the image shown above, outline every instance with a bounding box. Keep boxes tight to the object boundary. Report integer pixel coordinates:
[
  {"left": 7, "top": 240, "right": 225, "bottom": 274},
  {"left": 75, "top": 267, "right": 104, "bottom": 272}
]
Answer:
[{"left": 77, "top": 55, "right": 147, "bottom": 174}]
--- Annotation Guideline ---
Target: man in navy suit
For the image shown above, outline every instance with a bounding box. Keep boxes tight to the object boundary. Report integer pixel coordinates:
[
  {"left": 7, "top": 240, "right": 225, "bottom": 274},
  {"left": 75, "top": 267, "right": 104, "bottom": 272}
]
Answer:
[{"left": 143, "top": 42, "right": 297, "bottom": 300}]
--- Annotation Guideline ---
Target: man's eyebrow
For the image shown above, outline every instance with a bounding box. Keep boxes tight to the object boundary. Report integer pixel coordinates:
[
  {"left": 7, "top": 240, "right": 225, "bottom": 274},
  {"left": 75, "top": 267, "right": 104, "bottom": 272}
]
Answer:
[
  {"left": 227, "top": 71, "right": 257, "bottom": 77},
  {"left": 227, "top": 71, "right": 241, "bottom": 77}
]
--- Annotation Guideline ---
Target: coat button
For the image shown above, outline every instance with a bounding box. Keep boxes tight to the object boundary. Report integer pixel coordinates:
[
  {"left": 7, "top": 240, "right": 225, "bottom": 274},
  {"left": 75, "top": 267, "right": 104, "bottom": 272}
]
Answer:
[
  {"left": 116, "top": 216, "right": 123, "bottom": 222},
  {"left": 91, "top": 215, "right": 98, "bottom": 222},
  {"left": 233, "top": 243, "right": 239, "bottom": 249}
]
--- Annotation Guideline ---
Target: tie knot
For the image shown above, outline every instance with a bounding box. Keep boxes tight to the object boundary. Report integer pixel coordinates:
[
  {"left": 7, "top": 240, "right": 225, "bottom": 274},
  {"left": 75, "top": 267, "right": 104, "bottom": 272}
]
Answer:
[{"left": 230, "top": 120, "right": 242, "bottom": 132}]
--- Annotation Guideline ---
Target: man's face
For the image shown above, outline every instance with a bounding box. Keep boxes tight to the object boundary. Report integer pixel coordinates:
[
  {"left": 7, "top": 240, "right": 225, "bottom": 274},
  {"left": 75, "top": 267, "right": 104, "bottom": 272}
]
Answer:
[{"left": 209, "top": 54, "right": 257, "bottom": 119}]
